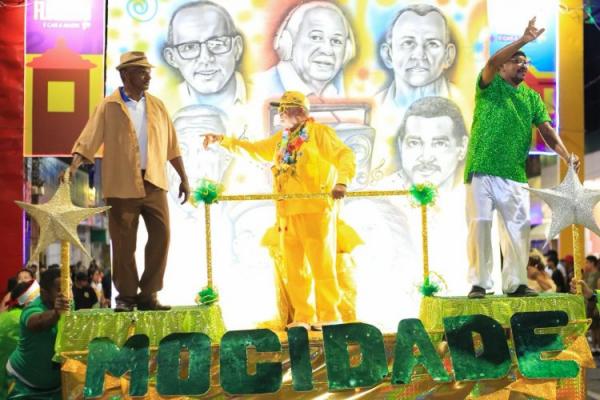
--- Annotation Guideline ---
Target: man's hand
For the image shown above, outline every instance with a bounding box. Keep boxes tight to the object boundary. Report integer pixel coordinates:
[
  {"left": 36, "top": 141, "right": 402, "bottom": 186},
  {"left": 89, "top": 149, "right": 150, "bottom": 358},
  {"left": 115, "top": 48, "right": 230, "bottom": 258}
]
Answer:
[
  {"left": 570, "top": 279, "right": 594, "bottom": 299},
  {"left": 59, "top": 154, "right": 85, "bottom": 183},
  {"left": 522, "top": 17, "right": 545, "bottom": 43},
  {"left": 569, "top": 153, "right": 581, "bottom": 173},
  {"left": 331, "top": 183, "right": 347, "bottom": 200},
  {"left": 203, "top": 133, "right": 224, "bottom": 150},
  {"left": 58, "top": 169, "right": 71, "bottom": 184},
  {"left": 179, "top": 180, "right": 190, "bottom": 204},
  {"left": 54, "top": 293, "right": 71, "bottom": 313}
]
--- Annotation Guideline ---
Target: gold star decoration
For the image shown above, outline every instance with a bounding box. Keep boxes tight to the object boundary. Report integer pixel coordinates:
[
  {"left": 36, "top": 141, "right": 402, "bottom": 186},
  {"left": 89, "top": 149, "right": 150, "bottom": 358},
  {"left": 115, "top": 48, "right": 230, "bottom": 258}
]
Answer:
[
  {"left": 526, "top": 164, "right": 600, "bottom": 241},
  {"left": 16, "top": 180, "right": 110, "bottom": 264}
]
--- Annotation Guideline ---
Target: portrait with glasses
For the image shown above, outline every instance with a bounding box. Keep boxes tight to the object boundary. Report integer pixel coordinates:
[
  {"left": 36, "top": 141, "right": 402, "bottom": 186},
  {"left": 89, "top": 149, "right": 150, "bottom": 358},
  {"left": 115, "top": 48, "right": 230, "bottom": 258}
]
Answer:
[{"left": 163, "top": 0, "right": 246, "bottom": 112}]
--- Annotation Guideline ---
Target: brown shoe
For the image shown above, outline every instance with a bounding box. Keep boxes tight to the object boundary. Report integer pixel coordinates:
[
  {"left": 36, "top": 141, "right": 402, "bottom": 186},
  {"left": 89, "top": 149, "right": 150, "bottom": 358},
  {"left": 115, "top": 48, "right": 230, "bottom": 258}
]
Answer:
[
  {"left": 507, "top": 285, "right": 539, "bottom": 297},
  {"left": 114, "top": 300, "right": 135, "bottom": 312},
  {"left": 137, "top": 299, "right": 171, "bottom": 311},
  {"left": 468, "top": 286, "right": 486, "bottom": 299}
]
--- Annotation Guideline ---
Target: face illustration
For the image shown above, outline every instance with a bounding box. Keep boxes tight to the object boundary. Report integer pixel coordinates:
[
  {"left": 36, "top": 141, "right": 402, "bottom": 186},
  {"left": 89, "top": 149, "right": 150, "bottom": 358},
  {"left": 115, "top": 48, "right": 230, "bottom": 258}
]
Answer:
[
  {"left": 178, "top": 115, "right": 228, "bottom": 186},
  {"left": 291, "top": 7, "right": 347, "bottom": 85},
  {"left": 230, "top": 205, "right": 275, "bottom": 266},
  {"left": 400, "top": 115, "right": 466, "bottom": 187},
  {"left": 384, "top": 11, "right": 454, "bottom": 87},
  {"left": 165, "top": 6, "right": 242, "bottom": 94},
  {"left": 168, "top": 108, "right": 230, "bottom": 217}
]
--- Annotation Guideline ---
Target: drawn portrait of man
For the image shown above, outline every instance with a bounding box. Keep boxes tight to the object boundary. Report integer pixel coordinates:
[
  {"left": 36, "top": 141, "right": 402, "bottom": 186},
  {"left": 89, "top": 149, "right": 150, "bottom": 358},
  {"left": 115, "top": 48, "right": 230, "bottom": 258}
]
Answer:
[
  {"left": 378, "top": 4, "right": 458, "bottom": 111},
  {"left": 167, "top": 104, "right": 232, "bottom": 219},
  {"left": 258, "top": 1, "right": 356, "bottom": 98},
  {"left": 163, "top": 0, "right": 246, "bottom": 112},
  {"left": 371, "top": 96, "right": 471, "bottom": 297},
  {"left": 379, "top": 96, "right": 468, "bottom": 192}
]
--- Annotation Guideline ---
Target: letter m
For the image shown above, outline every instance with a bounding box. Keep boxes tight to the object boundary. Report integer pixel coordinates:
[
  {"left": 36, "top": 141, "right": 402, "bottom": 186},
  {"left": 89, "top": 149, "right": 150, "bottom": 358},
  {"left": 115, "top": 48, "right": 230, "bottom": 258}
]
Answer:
[{"left": 84, "top": 335, "right": 150, "bottom": 397}]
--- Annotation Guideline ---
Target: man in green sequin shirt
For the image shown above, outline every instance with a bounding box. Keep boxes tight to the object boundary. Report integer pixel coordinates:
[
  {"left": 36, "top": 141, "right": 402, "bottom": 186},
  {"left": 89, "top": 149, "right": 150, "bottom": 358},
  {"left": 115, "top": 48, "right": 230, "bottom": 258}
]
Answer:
[{"left": 464, "top": 17, "right": 579, "bottom": 299}]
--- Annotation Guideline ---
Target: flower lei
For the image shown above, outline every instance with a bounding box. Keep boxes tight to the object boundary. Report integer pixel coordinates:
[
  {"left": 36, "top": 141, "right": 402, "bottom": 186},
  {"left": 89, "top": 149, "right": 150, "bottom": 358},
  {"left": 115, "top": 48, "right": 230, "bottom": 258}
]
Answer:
[{"left": 274, "top": 123, "right": 309, "bottom": 176}]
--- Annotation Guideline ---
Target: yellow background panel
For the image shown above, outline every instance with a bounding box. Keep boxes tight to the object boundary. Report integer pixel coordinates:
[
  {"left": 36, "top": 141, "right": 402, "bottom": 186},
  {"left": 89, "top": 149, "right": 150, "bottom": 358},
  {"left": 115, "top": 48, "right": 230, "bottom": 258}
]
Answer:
[
  {"left": 47, "top": 81, "right": 75, "bottom": 113},
  {"left": 24, "top": 54, "right": 105, "bottom": 156}
]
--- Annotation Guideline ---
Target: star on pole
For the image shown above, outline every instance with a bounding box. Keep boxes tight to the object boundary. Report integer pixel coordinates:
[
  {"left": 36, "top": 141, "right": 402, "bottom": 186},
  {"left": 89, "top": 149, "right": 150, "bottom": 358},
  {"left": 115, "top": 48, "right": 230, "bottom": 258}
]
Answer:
[
  {"left": 526, "top": 165, "right": 600, "bottom": 241},
  {"left": 16, "top": 180, "right": 110, "bottom": 264}
]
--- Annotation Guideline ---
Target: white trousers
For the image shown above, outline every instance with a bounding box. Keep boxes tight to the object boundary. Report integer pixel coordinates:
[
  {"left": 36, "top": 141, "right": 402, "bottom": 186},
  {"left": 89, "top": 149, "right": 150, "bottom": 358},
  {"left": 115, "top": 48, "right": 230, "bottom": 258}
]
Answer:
[{"left": 466, "top": 174, "right": 530, "bottom": 293}]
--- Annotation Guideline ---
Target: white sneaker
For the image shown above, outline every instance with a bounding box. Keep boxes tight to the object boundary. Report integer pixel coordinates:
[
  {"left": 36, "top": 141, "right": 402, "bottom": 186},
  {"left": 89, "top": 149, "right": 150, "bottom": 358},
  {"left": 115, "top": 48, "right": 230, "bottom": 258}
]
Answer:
[{"left": 286, "top": 321, "right": 310, "bottom": 331}]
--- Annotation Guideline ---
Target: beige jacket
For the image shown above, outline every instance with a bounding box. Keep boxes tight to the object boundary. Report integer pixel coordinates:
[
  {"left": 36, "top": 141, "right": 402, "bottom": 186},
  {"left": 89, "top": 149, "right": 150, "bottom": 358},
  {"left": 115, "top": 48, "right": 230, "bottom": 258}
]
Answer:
[{"left": 72, "top": 89, "right": 181, "bottom": 198}]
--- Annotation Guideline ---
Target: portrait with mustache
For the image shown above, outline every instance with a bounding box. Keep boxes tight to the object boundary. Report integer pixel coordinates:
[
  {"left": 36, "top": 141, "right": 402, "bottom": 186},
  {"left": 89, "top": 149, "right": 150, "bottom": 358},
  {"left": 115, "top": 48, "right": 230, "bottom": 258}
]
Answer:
[
  {"left": 378, "top": 4, "right": 457, "bottom": 110},
  {"left": 395, "top": 96, "right": 468, "bottom": 191},
  {"left": 258, "top": 1, "right": 356, "bottom": 98}
]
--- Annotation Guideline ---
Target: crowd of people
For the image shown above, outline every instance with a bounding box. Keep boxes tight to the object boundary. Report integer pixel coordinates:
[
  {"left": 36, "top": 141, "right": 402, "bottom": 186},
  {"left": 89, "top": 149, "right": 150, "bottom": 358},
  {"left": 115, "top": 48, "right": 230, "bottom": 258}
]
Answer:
[
  {"left": 1, "top": 261, "right": 111, "bottom": 313},
  {"left": 524, "top": 250, "right": 600, "bottom": 355}
]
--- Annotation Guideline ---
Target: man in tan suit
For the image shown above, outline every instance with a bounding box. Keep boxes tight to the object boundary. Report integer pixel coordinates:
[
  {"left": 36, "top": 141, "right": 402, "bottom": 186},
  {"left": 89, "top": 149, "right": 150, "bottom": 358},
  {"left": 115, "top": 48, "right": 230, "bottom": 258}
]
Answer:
[{"left": 69, "top": 51, "right": 190, "bottom": 312}]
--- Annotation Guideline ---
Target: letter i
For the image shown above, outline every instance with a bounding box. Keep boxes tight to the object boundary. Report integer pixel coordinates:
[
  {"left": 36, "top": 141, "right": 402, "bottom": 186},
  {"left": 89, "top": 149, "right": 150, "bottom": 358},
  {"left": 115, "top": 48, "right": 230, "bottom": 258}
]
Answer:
[{"left": 287, "top": 326, "right": 314, "bottom": 391}]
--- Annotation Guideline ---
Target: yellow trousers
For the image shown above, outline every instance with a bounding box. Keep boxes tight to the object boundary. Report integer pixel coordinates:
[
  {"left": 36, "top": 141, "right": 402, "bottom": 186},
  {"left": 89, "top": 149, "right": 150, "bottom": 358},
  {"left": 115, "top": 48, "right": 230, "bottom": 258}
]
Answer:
[
  {"left": 279, "top": 213, "right": 339, "bottom": 324},
  {"left": 262, "top": 218, "right": 362, "bottom": 328}
]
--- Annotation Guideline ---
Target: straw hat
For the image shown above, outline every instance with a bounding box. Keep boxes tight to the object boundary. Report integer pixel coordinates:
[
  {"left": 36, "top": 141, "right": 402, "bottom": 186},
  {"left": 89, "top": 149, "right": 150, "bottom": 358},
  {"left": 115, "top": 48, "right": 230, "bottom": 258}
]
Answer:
[{"left": 116, "top": 51, "right": 155, "bottom": 71}]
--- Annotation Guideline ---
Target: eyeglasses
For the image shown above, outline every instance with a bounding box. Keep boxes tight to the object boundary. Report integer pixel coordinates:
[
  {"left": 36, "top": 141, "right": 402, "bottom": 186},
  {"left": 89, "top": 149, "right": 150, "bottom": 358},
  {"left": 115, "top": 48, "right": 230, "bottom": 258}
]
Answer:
[
  {"left": 171, "top": 36, "right": 233, "bottom": 60},
  {"left": 509, "top": 59, "right": 532, "bottom": 67}
]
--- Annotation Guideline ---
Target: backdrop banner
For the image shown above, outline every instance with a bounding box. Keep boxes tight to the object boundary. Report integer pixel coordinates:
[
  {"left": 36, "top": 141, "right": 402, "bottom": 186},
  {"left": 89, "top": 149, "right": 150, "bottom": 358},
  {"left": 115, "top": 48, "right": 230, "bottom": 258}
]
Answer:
[
  {"left": 103, "top": 0, "right": 558, "bottom": 331},
  {"left": 24, "top": 0, "right": 106, "bottom": 156}
]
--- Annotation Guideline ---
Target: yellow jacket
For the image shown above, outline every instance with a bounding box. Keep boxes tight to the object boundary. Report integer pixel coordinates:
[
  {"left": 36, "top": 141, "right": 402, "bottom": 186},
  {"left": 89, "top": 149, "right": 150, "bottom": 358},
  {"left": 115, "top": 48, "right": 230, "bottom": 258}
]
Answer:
[{"left": 221, "top": 121, "right": 355, "bottom": 216}]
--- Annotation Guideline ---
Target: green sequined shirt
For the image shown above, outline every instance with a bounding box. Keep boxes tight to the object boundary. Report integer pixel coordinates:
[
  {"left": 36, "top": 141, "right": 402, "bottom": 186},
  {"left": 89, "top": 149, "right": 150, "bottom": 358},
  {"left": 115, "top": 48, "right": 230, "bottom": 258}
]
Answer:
[
  {"left": 464, "top": 72, "right": 551, "bottom": 183},
  {"left": 8, "top": 297, "right": 60, "bottom": 389}
]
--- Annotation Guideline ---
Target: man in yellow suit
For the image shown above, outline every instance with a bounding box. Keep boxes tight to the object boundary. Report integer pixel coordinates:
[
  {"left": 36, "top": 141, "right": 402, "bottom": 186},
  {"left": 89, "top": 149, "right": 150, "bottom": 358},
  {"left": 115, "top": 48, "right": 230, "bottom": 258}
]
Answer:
[{"left": 203, "top": 91, "right": 356, "bottom": 330}]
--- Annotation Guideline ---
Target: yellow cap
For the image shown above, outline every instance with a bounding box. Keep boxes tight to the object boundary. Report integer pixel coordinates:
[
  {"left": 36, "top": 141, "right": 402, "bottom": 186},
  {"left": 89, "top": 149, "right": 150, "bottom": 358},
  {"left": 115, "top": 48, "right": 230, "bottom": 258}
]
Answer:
[{"left": 270, "top": 91, "right": 310, "bottom": 111}]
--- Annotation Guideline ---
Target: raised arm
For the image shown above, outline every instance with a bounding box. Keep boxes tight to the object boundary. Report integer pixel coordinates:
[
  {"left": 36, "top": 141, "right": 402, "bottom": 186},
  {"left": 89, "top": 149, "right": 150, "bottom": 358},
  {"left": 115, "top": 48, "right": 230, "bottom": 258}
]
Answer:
[
  {"left": 480, "top": 17, "right": 545, "bottom": 88},
  {"left": 203, "top": 132, "right": 281, "bottom": 163}
]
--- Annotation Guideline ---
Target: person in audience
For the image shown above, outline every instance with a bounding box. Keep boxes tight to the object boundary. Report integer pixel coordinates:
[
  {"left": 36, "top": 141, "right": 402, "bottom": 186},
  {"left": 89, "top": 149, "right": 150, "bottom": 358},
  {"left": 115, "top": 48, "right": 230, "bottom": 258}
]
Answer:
[
  {"left": 72, "top": 272, "right": 98, "bottom": 310},
  {"left": 584, "top": 255, "right": 600, "bottom": 290},
  {"left": 102, "top": 269, "right": 112, "bottom": 308},
  {"left": 1, "top": 269, "right": 34, "bottom": 312},
  {"left": 544, "top": 250, "right": 567, "bottom": 292},
  {"left": 526, "top": 250, "right": 556, "bottom": 293},
  {"left": 89, "top": 268, "right": 109, "bottom": 308},
  {"left": 0, "top": 280, "right": 39, "bottom": 399},
  {"left": 563, "top": 254, "right": 575, "bottom": 288},
  {"left": 7, "top": 268, "right": 69, "bottom": 399},
  {"left": 583, "top": 255, "right": 600, "bottom": 354}
]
